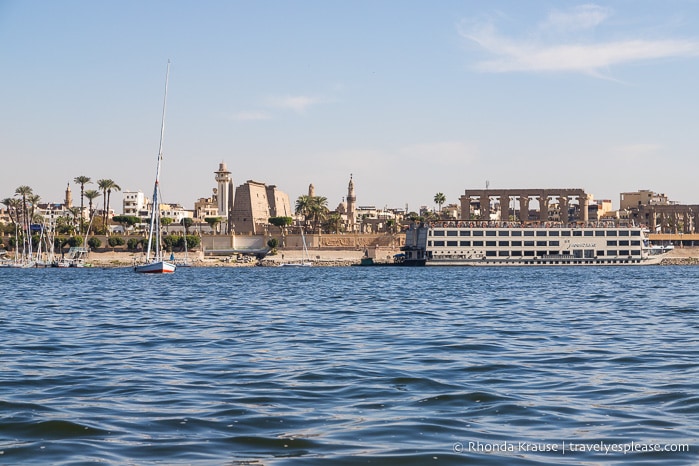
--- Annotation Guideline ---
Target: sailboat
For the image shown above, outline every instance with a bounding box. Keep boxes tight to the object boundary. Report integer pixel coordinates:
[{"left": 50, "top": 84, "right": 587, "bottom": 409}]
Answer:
[
  {"left": 280, "top": 228, "right": 313, "bottom": 267},
  {"left": 135, "top": 61, "right": 176, "bottom": 274}
]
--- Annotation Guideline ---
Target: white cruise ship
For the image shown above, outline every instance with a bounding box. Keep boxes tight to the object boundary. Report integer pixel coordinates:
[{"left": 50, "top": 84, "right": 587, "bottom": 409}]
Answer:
[{"left": 401, "top": 222, "right": 668, "bottom": 266}]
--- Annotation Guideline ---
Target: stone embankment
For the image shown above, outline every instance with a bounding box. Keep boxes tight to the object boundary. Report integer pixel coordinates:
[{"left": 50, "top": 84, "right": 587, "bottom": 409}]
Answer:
[
  {"left": 658, "top": 247, "right": 699, "bottom": 265},
  {"left": 659, "top": 257, "right": 699, "bottom": 265},
  {"left": 71, "top": 246, "right": 699, "bottom": 267}
]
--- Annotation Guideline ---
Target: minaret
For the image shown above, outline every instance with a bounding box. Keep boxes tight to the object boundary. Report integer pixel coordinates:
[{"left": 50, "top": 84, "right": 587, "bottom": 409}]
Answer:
[
  {"left": 308, "top": 183, "right": 315, "bottom": 198},
  {"left": 346, "top": 174, "right": 356, "bottom": 231},
  {"left": 214, "top": 162, "right": 234, "bottom": 234},
  {"left": 65, "top": 183, "right": 73, "bottom": 209}
]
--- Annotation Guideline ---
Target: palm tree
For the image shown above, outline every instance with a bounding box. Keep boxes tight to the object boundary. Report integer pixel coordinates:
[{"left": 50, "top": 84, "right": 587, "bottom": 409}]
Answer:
[
  {"left": 309, "top": 196, "right": 329, "bottom": 233},
  {"left": 73, "top": 176, "right": 91, "bottom": 234},
  {"left": 1, "top": 197, "right": 20, "bottom": 225},
  {"left": 434, "top": 192, "right": 446, "bottom": 217},
  {"left": 105, "top": 182, "right": 121, "bottom": 230},
  {"left": 83, "top": 189, "right": 101, "bottom": 235},
  {"left": 14, "top": 185, "right": 33, "bottom": 234},
  {"left": 68, "top": 207, "right": 83, "bottom": 233},
  {"left": 295, "top": 195, "right": 313, "bottom": 230},
  {"left": 181, "top": 217, "right": 193, "bottom": 235},
  {"left": 97, "top": 179, "right": 120, "bottom": 233},
  {"left": 27, "top": 194, "right": 41, "bottom": 224},
  {"left": 295, "top": 195, "right": 329, "bottom": 233},
  {"left": 325, "top": 213, "right": 343, "bottom": 234},
  {"left": 97, "top": 179, "right": 110, "bottom": 224}
]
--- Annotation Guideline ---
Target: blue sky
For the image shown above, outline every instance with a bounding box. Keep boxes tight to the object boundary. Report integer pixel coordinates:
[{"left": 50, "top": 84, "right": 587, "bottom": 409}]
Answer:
[{"left": 2, "top": 0, "right": 699, "bottom": 213}]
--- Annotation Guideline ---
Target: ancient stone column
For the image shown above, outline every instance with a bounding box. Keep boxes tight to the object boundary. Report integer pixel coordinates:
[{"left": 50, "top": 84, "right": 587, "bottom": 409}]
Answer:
[
  {"left": 460, "top": 195, "right": 471, "bottom": 220},
  {"left": 500, "top": 195, "right": 510, "bottom": 222},
  {"left": 560, "top": 196, "right": 569, "bottom": 224},
  {"left": 538, "top": 194, "right": 549, "bottom": 222},
  {"left": 519, "top": 196, "right": 529, "bottom": 223},
  {"left": 581, "top": 195, "right": 589, "bottom": 223},
  {"left": 480, "top": 194, "right": 489, "bottom": 221}
]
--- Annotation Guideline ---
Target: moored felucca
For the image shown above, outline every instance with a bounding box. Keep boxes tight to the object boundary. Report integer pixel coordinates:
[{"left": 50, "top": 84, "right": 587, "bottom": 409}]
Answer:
[{"left": 135, "top": 61, "right": 176, "bottom": 274}]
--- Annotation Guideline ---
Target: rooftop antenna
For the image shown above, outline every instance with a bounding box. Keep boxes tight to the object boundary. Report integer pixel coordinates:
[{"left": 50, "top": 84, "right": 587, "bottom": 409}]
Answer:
[{"left": 486, "top": 180, "right": 490, "bottom": 190}]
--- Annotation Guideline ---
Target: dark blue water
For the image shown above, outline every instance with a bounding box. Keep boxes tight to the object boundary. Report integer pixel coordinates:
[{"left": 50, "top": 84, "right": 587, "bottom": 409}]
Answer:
[{"left": 0, "top": 266, "right": 697, "bottom": 465}]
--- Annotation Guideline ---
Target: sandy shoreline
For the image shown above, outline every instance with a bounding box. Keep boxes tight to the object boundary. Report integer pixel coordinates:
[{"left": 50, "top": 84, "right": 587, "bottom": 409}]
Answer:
[
  {"left": 86, "top": 248, "right": 386, "bottom": 267},
  {"left": 82, "top": 246, "right": 699, "bottom": 267}
]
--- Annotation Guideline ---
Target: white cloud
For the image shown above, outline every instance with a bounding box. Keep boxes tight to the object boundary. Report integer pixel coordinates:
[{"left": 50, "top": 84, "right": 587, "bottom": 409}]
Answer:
[
  {"left": 542, "top": 4, "right": 611, "bottom": 32},
  {"left": 267, "top": 95, "right": 326, "bottom": 114},
  {"left": 230, "top": 111, "right": 271, "bottom": 121},
  {"left": 460, "top": 5, "right": 699, "bottom": 76},
  {"left": 611, "top": 143, "right": 662, "bottom": 162},
  {"left": 399, "top": 141, "right": 478, "bottom": 165}
]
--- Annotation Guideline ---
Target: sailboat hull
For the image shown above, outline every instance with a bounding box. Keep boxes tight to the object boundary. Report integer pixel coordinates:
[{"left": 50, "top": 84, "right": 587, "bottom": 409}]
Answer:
[{"left": 134, "top": 261, "right": 176, "bottom": 274}]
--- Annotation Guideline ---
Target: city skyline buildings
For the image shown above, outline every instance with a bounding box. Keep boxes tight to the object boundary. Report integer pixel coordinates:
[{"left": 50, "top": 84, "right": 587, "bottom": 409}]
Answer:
[{"left": 3, "top": 1, "right": 699, "bottom": 211}]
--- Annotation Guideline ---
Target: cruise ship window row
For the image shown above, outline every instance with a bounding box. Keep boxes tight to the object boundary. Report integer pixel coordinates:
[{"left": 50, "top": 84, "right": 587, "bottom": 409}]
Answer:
[
  {"left": 430, "top": 230, "right": 640, "bottom": 237},
  {"left": 431, "top": 240, "right": 565, "bottom": 247},
  {"left": 433, "top": 249, "right": 642, "bottom": 258},
  {"left": 607, "top": 240, "right": 641, "bottom": 246}
]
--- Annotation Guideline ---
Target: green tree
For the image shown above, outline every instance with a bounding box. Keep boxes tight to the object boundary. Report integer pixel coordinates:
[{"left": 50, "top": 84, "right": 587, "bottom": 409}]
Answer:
[
  {"left": 184, "top": 235, "right": 200, "bottom": 250},
  {"left": 127, "top": 237, "right": 143, "bottom": 251},
  {"left": 269, "top": 216, "right": 293, "bottom": 246},
  {"left": 73, "top": 175, "right": 91, "bottom": 234},
  {"left": 97, "top": 179, "right": 121, "bottom": 232},
  {"left": 434, "top": 192, "right": 446, "bottom": 216},
  {"left": 1, "top": 197, "right": 21, "bottom": 225},
  {"left": 87, "top": 237, "right": 102, "bottom": 249},
  {"left": 407, "top": 211, "right": 421, "bottom": 222},
  {"left": 83, "top": 189, "right": 101, "bottom": 235},
  {"left": 54, "top": 236, "right": 68, "bottom": 251},
  {"left": 162, "top": 234, "right": 179, "bottom": 252},
  {"left": 67, "top": 236, "right": 83, "bottom": 247},
  {"left": 107, "top": 236, "right": 125, "bottom": 249},
  {"left": 295, "top": 195, "right": 313, "bottom": 227},
  {"left": 204, "top": 217, "right": 223, "bottom": 233},
  {"left": 268, "top": 216, "right": 293, "bottom": 230},
  {"left": 55, "top": 214, "right": 72, "bottom": 235},
  {"left": 161, "top": 217, "right": 173, "bottom": 233},
  {"left": 295, "top": 195, "right": 329, "bottom": 233},
  {"left": 14, "top": 185, "right": 33, "bottom": 229},
  {"left": 181, "top": 217, "right": 194, "bottom": 234},
  {"left": 267, "top": 237, "right": 279, "bottom": 255},
  {"left": 27, "top": 194, "right": 42, "bottom": 229},
  {"left": 112, "top": 215, "right": 141, "bottom": 231},
  {"left": 309, "top": 196, "right": 329, "bottom": 233},
  {"left": 325, "top": 213, "right": 344, "bottom": 234},
  {"left": 68, "top": 207, "right": 82, "bottom": 232}
]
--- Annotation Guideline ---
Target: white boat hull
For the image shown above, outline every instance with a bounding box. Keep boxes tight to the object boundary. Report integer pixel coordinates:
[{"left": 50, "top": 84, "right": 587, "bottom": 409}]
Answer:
[
  {"left": 134, "top": 261, "right": 176, "bottom": 274},
  {"left": 279, "top": 262, "right": 313, "bottom": 267}
]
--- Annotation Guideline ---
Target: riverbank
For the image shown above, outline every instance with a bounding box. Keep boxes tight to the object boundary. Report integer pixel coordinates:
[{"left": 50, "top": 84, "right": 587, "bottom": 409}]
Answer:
[
  {"left": 80, "top": 246, "right": 699, "bottom": 267},
  {"left": 84, "top": 248, "right": 397, "bottom": 268}
]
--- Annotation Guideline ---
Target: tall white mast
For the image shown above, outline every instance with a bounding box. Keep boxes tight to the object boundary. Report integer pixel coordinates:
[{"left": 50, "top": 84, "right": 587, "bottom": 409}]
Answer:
[{"left": 145, "top": 60, "right": 170, "bottom": 262}]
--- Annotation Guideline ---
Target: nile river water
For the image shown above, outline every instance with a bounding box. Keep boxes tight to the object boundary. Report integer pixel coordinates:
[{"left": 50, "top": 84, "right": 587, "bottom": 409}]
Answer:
[{"left": 0, "top": 266, "right": 697, "bottom": 465}]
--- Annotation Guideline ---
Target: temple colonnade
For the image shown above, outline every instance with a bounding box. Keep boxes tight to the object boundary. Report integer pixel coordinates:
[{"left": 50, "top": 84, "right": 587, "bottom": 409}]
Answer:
[{"left": 459, "top": 189, "right": 589, "bottom": 223}]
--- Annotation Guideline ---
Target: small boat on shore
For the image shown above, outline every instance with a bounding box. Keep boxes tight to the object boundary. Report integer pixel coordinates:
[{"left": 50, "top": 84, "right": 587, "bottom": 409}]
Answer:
[{"left": 280, "top": 229, "right": 312, "bottom": 267}]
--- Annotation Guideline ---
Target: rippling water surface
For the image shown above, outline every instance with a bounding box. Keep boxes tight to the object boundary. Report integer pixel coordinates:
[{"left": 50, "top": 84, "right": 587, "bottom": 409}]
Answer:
[{"left": 1, "top": 266, "right": 698, "bottom": 465}]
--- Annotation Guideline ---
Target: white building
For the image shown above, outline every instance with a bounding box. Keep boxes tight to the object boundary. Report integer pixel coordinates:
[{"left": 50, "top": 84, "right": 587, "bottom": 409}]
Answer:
[
  {"left": 123, "top": 191, "right": 150, "bottom": 217},
  {"left": 160, "top": 203, "right": 193, "bottom": 223}
]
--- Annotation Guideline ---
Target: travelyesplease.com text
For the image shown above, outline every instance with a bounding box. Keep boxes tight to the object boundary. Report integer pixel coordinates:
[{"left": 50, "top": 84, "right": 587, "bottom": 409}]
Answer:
[{"left": 453, "top": 440, "right": 690, "bottom": 455}]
